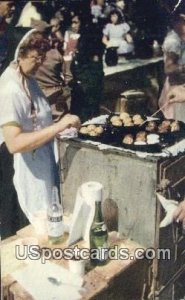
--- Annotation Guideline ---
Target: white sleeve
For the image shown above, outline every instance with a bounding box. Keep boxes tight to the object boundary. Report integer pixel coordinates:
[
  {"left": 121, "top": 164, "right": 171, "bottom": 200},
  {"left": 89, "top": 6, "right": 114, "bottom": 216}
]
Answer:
[
  {"left": 163, "top": 32, "right": 181, "bottom": 56},
  {"left": 63, "top": 31, "right": 69, "bottom": 50},
  {"left": 103, "top": 24, "right": 110, "bottom": 36},
  {"left": 122, "top": 22, "right": 130, "bottom": 34},
  {"left": 0, "top": 83, "right": 25, "bottom": 128}
]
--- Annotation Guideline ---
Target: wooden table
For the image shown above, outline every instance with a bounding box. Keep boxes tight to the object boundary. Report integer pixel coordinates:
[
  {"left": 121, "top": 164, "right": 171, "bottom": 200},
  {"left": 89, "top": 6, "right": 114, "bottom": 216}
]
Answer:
[{"left": 1, "top": 225, "right": 147, "bottom": 300}]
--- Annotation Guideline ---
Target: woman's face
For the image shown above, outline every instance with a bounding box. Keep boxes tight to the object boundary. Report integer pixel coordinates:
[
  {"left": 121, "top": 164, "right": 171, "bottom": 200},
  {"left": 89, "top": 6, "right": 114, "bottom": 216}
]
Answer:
[
  {"left": 19, "top": 50, "right": 46, "bottom": 76},
  {"left": 116, "top": 0, "right": 125, "bottom": 10},
  {"left": 175, "top": 17, "right": 185, "bottom": 41},
  {"left": 96, "top": 0, "right": 104, "bottom": 6},
  {"left": 71, "top": 16, "right": 81, "bottom": 33},
  {"left": 0, "top": 1, "right": 15, "bottom": 18},
  {"left": 111, "top": 13, "right": 119, "bottom": 25},
  {"left": 50, "top": 18, "right": 60, "bottom": 33}
]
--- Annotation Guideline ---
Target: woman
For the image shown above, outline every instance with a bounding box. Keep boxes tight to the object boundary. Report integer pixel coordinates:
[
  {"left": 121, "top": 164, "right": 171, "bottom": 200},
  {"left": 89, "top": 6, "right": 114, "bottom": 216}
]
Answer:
[
  {"left": 159, "top": 11, "right": 185, "bottom": 122},
  {"left": 91, "top": 0, "right": 106, "bottom": 24},
  {"left": 102, "top": 9, "right": 134, "bottom": 55},
  {"left": 33, "top": 19, "right": 70, "bottom": 120},
  {"left": 63, "top": 14, "right": 81, "bottom": 85},
  {"left": 0, "top": 34, "right": 80, "bottom": 225}
]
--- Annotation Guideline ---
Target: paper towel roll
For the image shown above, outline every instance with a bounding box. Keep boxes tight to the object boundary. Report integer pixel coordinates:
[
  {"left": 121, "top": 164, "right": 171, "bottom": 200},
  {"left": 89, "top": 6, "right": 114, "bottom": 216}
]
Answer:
[
  {"left": 67, "top": 181, "right": 103, "bottom": 246},
  {"left": 81, "top": 181, "right": 103, "bottom": 203}
]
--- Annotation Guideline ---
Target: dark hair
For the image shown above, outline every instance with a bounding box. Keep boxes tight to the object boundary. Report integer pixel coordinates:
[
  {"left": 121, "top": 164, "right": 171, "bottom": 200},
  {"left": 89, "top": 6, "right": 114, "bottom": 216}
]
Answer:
[
  {"left": 170, "top": 2, "right": 185, "bottom": 26},
  {"left": 109, "top": 9, "right": 123, "bottom": 24},
  {"left": 18, "top": 32, "right": 50, "bottom": 59}
]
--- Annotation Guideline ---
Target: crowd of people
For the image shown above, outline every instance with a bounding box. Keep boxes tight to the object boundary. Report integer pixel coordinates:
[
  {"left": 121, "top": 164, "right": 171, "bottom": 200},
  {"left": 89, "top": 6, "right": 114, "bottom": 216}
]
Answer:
[{"left": 0, "top": 0, "right": 185, "bottom": 239}]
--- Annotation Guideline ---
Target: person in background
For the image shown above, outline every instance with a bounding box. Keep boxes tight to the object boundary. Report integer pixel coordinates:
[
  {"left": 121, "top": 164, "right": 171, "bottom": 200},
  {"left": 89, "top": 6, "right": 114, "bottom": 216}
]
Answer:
[
  {"left": 50, "top": 16, "right": 63, "bottom": 43},
  {"left": 0, "top": 33, "right": 80, "bottom": 237},
  {"left": 0, "top": 1, "right": 15, "bottom": 74},
  {"left": 0, "top": 0, "right": 23, "bottom": 240},
  {"left": 104, "top": 0, "right": 125, "bottom": 22},
  {"left": 63, "top": 14, "right": 81, "bottom": 85},
  {"left": 159, "top": 11, "right": 185, "bottom": 122},
  {"left": 91, "top": 0, "right": 106, "bottom": 24},
  {"left": 102, "top": 9, "right": 134, "bottom": 56},
  {"left": 34, "top": 19, "right": 70, "bottom": 120}
]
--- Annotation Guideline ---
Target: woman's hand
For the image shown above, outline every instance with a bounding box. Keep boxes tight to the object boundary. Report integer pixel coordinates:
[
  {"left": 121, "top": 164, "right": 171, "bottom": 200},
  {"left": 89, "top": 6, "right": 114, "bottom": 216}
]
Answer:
[
  {"left": 55, "top": 114, "right": 81, "bottom": 133},
  {"left": 125, "top": 33, "right": 133, "bottom": 44},
  {"left": 173, "top": 200, "right": 185, "bottom": 223},
  {"left": 102, "top": 35, "right": 109, "bottom": 47},
  {"left": 167, "top": 85, "right": 185, "bottom": 103}
]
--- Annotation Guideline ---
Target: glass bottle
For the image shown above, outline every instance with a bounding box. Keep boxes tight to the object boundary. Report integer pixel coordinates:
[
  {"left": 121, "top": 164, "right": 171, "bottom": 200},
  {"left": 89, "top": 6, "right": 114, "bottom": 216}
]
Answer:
[
  {"left": 90, "top": 198, "right": 109, "bottom": 266},
  {"left": 47, "top": 187, "right": 64, "bottom": 244}
]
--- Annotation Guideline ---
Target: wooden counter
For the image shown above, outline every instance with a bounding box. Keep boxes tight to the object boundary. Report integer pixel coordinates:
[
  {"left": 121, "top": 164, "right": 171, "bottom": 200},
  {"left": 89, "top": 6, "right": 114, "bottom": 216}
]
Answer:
[
  {"left": 104, "top": 57, "right": 163, "bottom": 77},
  {"left": 1, "top": 226, "right": 147, "bottom": 300}
]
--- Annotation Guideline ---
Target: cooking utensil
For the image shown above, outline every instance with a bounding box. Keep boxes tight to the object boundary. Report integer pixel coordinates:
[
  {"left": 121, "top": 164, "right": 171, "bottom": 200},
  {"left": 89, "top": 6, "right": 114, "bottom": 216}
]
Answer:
[{"left": 140, "top": 102, "right": 170, "bottom": 126}]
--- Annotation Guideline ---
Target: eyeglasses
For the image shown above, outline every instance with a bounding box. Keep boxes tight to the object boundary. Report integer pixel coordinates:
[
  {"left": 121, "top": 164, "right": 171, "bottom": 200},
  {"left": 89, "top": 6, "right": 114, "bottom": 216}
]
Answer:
[{"left": 27, "top": 55, "right": 46, "bottom": 62}]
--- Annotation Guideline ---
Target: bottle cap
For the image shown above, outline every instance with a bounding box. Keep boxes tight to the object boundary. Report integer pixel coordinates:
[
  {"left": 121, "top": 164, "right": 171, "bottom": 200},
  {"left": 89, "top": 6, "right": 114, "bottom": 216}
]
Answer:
[{"left": 81, "top": 181, "right": 103, "bottom": 202}]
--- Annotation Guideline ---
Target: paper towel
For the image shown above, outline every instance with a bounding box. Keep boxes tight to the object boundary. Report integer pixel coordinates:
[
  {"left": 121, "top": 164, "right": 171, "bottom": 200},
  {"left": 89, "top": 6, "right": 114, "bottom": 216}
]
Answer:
[
  {"left": 156, "top": 193, "right": 178, "bottom": 227},
  {"left": 67, "top": 182, "right": 103, "bottom": 247},
  {"left": 12, "top": 260, "right": 83, "bottom": 300}
]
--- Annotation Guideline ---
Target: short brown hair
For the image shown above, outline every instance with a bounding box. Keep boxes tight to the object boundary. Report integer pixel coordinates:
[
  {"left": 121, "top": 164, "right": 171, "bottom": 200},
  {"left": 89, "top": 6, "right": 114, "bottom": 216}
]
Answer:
[{"left": 18, "top": 32, "right": 50, "bottom": 59}]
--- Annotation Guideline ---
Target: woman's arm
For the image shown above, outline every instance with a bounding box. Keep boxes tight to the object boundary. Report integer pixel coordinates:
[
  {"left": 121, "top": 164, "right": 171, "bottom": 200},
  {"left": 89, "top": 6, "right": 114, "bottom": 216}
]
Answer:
[
  {"left": 2, "top": 114, "right": 80, "bottom": 154},
  {"left": 125, "top": 33, "right": 133, "bottom": 44},
  {"left": 102, "top": 35, "right": 109, "bottom": 47}
]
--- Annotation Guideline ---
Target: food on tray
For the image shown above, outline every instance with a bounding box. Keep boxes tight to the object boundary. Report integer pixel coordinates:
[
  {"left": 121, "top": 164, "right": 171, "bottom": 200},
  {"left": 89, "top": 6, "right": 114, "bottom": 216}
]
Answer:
[
  {"left": 136, "top": 131, "right": 147, "bottom": 142},
  {"left": 110, "top": 113, "right": 146, "bottom": 127},
  {"left": 110, "top": 116, "right": 121, "bottom": 123},
  {"left": 147, "top": 134, "right": 160, "bottom": 144},
  {"left": 124, "top": 121, "right": 134, "bottom": 127},
  {"left": 122, "top": 131, "right": 160, "bottom": 148},
  {"left": 95, "top": 126, "right": 104, "bottom": 134},
  {"left": 79, "top": 125, "right": 104, "bottom": 137},
  {"left": 122, "top": 134, "right": 134, "bottom": 144},
  {"left": 87, "top": 124, "right": 96, "bottom": 131},
  {"left": 89, "top": 131, "right": 99, "bottom": 136},
  {"left": 79, "top": 127, "right": 89, "bottom": 134},
  {"left": 158, "top": 120, "right": 171, "bottom": 133},
  {"left": 145, "top": 119, "right": 181, "bottom": 134},
  {"left": 134, "top": 141, "right": 147, "bottom": 145},
  {"left": 145, "top": 121, "right": 157, "bottom": 132},
  {"left": 123, "top": 116, "right": 132, "bottom": 123},
  {"left": 132, "top": 114, "right": 144, "bottom": 125},
  {"left": 120, "top": 112, "right": 130, "bottom": 121},
  {"left": 112, "top": 120, "right": 123, "bottom": 126},
  {"left": 158, "top": 125, "right": 168, "bottom": 133},
  {"left": 170, "top": 121, "right": 180, "bottom": 132},
  {"left": 162, "top": 120, "right": 171, "bottom": 127},
  {"left": 132, "top": 114, "right": 142, "bottom": 121},
  {"left": 133, "top": 117, "right": 144, "bottom": 125}
]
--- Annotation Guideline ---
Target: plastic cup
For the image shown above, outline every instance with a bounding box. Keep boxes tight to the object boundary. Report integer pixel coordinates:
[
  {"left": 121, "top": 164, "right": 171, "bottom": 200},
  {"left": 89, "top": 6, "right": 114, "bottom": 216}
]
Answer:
[
  {"left": 69, "top": 258, "right": 86, "bottom": 277},
  {"left": 32, "top": 210, "right": 47, "bottom": 235}
]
